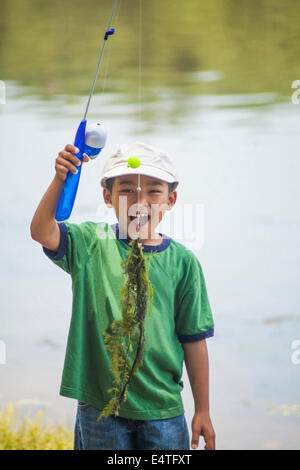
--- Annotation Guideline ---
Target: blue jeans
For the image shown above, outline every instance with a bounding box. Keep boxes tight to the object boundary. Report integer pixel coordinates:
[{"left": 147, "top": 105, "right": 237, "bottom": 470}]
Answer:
[{"left": 74, "top": 401, "right": 190, "bottom": 450}]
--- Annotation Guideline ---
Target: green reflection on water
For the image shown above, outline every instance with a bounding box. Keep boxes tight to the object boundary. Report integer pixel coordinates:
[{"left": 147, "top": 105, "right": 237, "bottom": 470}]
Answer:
[{"left": 1, "top": 0, "right": 300, "bottom": 102}]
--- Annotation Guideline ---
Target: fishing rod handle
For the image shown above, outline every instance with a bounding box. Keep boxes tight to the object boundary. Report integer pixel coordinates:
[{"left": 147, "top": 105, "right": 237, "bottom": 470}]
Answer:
[{"left": 55, "top": 120, "right": 86, "bottom": 222}]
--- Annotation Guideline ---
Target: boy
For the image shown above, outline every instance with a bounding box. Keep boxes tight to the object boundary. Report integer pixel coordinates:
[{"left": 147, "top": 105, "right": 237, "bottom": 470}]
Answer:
[{"left": 30, "top": 141, "right": 216, "bottom": 450}]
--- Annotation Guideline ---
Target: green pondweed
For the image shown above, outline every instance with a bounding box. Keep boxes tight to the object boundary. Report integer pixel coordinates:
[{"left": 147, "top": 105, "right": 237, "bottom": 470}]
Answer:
[{"left": 97, "top": 237, "right": 157, "bottom": 421}]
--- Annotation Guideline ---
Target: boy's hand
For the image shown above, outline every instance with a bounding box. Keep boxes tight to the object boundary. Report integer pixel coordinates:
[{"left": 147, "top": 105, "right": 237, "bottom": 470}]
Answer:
[
  {"left": 191, "top": 411, "right": 216, "bottom": 450},
  {"left": 55, "top": 144, "right": 90, "bottom": 182}
]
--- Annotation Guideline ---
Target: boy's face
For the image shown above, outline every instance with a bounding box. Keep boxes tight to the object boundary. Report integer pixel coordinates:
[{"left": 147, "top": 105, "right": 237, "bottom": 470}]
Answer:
[{"left": 103, "top": 174, "right": 177, "bottom": 242}]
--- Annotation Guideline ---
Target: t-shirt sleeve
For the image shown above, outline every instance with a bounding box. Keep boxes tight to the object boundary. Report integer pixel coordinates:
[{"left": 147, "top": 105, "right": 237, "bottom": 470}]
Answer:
[
  {"left": 175, "top": 257, "right": 214, "bottom": 343},
  {"left": 42, "top": 221, "right": 92, "bottom": 274}
]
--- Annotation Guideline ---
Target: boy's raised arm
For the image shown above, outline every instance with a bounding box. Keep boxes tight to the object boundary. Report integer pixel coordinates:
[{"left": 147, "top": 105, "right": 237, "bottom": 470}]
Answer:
[{"left": 30, "top": 144, "right": 89, "bottom": 251}]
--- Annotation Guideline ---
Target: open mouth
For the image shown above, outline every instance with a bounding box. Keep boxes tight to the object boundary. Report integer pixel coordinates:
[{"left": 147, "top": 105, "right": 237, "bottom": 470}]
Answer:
[{"left": 129, "top": 214, "right": 150, "bottom": 227}]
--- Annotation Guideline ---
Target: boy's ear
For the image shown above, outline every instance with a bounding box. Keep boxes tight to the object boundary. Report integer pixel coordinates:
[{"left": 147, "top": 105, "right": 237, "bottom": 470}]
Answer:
[
  {"left": 168, "top": 190, "right": 177, "bottom": 209},
  {"left": 103, "top": 188, "right": 113, "bottom": 208}
]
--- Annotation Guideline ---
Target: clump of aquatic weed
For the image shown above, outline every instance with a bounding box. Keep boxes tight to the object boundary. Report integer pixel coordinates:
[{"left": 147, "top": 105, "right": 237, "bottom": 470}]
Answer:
[
  {"left": 98, "top": 238, "right": 156, "bottom": 421},
  {"left": 0, "top": 402, "right": 73, "bottom": 450}
]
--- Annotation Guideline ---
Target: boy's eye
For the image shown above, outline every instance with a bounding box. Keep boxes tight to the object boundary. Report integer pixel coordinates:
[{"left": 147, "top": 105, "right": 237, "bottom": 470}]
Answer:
[{"left": 120, "top": 189, "right": 161, "bottom": 193}]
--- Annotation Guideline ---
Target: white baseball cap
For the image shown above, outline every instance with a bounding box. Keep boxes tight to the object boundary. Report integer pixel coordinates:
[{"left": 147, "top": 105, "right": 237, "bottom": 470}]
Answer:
[{"left": 100, "top": 141, "right": 179, "bottom": 189}]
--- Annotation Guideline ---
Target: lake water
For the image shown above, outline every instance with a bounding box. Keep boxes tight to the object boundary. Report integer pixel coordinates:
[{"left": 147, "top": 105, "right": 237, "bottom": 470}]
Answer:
[{"left": 1, "top": 0, "right": 300, "bottom": 450}]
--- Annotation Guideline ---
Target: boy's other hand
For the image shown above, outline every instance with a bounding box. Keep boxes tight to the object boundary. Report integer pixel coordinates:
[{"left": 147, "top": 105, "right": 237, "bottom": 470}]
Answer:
[
  {"left": 191, "top": 411, "right": 216, "bottom": 450},
  {"left": 55, "top": 144, "right": 90, "bottom": 182}
]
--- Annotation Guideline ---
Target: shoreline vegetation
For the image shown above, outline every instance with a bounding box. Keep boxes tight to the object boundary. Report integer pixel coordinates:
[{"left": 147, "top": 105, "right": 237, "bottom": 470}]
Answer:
[
  {"left": 1, "top": 0, "right": 299, "bottom": 100},
  {"left": 0, "top": 403, "right": 73, "bottom": 450}
]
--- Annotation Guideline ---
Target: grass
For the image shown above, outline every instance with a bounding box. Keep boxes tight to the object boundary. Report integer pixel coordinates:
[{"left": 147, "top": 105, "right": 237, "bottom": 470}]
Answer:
[{"left": 0, "top": 402, "right": 73, "bottom": 450}]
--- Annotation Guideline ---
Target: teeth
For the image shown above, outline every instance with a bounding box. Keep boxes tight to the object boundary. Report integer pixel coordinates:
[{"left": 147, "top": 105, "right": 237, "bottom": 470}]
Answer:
[{"left": 129, "top": 215, "right": 149, "bottom": 227}]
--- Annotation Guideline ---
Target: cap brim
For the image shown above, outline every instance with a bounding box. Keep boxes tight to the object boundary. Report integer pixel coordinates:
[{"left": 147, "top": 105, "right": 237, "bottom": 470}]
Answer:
[{"left": 101, "top": 164, "right": 177, "bottom": 183}]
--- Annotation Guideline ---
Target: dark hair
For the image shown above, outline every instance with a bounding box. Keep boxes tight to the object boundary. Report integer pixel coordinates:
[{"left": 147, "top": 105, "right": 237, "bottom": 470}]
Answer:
[{"left": 103, "top": 177, "right": 178, "bottom": 194}]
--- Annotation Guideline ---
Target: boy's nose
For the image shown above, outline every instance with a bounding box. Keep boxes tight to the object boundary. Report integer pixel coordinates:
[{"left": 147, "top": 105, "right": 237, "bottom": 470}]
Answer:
[
  {"left": 134, "top": 191, "right": 149, "bottom": 205},
  {"left": 129, "top": 200, "right": 149, "bottom": 217}
]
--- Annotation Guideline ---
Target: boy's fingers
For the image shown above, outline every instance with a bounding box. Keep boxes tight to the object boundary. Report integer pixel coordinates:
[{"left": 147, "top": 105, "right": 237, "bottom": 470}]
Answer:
[
  {"left": 59, "top": 150, "right": 81, "bottom": 166},
  {"left": 65, "top": 144, "right": 79, "bottom": 154},
  {"left": 204, "top": 432, "right": 216, "bottom": 450},
  {"left": 56, "top": 156, "right": 79, "bottom": 174},
  {"left": 83, "top": 153, "right": 90, "bottom": 162},
  {"left": 56, "top": 163, "right": 69, "bottom": 175}
]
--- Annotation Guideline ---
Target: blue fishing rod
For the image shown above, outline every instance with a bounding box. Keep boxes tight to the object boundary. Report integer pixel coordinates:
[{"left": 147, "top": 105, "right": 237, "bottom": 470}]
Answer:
[{"left": 55, "top": 0, "right": 118, "bottom": 222}]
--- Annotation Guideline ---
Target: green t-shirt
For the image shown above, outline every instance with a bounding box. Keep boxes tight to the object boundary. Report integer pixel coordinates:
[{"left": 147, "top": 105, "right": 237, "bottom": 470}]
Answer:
[{"left": 43, "top": 221, "right": 214, "bottom": 420}]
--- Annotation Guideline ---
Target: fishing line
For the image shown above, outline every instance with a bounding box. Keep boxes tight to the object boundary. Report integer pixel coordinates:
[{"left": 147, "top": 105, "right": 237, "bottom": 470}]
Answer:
[
  {"left": 83, "top": 0, "right": 118, "bottom": 121},
  {"left": 137, "top": 0, "right": 142, "bottom": 240},
  {"left": 96, "top": 0, "right": 157, "bottom": 421},
  {"left": 138, "top": 0, "right": 142, "bottom": 122},
  {"left": 101, "top": 0, "right": 123, "bottom": 95}
]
